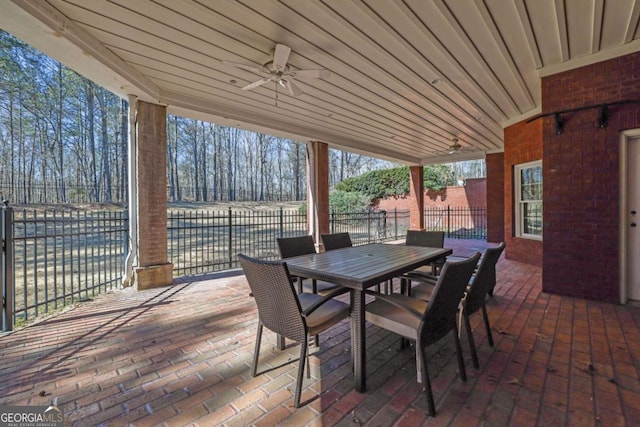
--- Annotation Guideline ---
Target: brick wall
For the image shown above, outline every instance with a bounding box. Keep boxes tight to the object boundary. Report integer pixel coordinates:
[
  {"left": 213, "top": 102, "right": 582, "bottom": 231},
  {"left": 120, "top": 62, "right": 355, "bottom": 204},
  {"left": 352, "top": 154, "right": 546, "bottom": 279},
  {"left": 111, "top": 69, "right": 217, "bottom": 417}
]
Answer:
[
  {"left": 503, "top": 120, "right": 543, "bottom": 266},
  {"left": 540, "top": 51, "right": 640, "bottom": 303},
  {"left": 376, "top": 178, "right": 486, "bottom": 211},
  {"left": 486, "top": 153, "right": 504, "bottom": 243}
]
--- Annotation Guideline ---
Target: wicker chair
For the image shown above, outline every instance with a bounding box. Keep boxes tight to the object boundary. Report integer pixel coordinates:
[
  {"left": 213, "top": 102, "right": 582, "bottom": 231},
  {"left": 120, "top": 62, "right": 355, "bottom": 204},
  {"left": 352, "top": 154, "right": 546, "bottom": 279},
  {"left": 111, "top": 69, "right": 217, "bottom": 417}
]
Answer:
[
  {"left": 238, "top": 254, "right": 350, "bottom": 408},
  {"left": 277, "top": 236, "right": 340, "bottom": 294},
  {"left": 321, "top": 232, "right": 353, "bottom": 251},
  {"left": 411, "top": 243, "right": 506, "bottom": 368},
  {"left": 364, "top": 253, "right": 480, "bottom": 416},
  {"left": 400, "top": 230, "right": 446, "bottom": 294}
]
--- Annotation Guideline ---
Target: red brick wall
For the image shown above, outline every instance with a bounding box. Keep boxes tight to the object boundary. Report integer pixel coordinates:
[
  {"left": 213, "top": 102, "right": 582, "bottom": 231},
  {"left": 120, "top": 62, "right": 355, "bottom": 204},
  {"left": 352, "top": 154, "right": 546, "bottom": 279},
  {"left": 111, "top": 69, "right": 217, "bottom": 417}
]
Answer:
[
  {"left": 541, "top": 51, "right": 640, "bottom": 303},
  {"left": 486, "top": 153, "right": 504, "bottom": 243},
  {"left": 376, "top": 179, "right": 486, "bottom": 211},
  {"left": 503, "top": 121, "right": 543, "bottom": 266}
]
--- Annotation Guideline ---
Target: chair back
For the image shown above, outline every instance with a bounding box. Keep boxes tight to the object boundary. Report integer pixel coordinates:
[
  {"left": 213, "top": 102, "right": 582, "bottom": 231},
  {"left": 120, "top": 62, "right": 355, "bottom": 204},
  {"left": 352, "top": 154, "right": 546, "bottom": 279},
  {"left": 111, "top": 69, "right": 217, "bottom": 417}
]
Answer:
[
  {"left": 465, "top": 243, "right": 506, "bottom": 314},
  {"left": 277, "top": 235, "right": 316, "bottom": 259},
  {"left": 238, "top": 254, "right": 307, "bottom": 342},
  {"left": 321, "top": 232, "right": 353, "bottom": 251},
  {"left": 419, "top": 252, "right": 480, "bottom": 345},
  {"left": 406, "top": 230, "right": 445, "bottom": 248}
]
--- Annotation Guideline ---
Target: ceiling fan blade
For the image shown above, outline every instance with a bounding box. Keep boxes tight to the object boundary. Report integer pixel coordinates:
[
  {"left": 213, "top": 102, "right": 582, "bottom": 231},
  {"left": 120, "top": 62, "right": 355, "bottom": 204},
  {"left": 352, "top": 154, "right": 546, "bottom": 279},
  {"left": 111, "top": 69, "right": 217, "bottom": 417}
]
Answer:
[
  {"left": 273, "top": 44, "right": 291, "bottom": 71},
  {"left": 284, "top": 79, "right": 303, "bottom": 96},
  {"left": 222, "top": 60, "right": 264, "bottom": 75},
  {"left": 242, "top": 78, "right": 271, "bottom": 91},
  {"left": 293, "top": 69, "right": 331, "bottom": 79}
]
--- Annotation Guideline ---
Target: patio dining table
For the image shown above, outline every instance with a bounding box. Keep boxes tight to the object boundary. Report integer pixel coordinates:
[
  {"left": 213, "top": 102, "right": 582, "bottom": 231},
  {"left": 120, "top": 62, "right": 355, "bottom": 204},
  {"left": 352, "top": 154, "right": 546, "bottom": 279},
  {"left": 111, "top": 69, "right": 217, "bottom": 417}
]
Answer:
[{"left": 284, "top": 243, "right": 452, "bottom": 392}]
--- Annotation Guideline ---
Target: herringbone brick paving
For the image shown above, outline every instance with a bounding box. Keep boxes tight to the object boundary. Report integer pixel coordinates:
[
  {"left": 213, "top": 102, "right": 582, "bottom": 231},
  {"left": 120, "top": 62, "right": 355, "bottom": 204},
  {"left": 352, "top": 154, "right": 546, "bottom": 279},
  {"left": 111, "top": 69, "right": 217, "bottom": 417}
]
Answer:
[{"left": 1, "top": 239, "right": 639, "bottom": 426}]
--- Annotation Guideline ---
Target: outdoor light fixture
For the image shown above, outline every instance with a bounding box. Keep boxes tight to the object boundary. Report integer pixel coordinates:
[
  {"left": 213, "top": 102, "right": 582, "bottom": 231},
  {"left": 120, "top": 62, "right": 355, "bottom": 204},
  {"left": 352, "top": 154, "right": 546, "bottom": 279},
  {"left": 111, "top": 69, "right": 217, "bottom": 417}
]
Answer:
[
  {"left": 598, "top": 104, "right": 609, "bottom": 128},
  {"left": 554, "top": 113, "right": 564, "bottom": 135}
]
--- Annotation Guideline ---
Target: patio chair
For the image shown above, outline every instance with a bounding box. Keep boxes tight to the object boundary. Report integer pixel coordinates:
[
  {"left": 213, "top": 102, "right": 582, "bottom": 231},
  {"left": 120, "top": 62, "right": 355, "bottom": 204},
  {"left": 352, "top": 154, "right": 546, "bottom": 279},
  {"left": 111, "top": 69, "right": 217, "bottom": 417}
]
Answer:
[
  {"left": 411, "top": 243, "right": 506, "bottom": 368},
  {"left": 321, "top": 232, "right": 353, "bottom": 251},
  {"left": 277, "top": 235, "right": 341, "bottom": 294},
  {"left": 364, "top": 253, "right": 480, "bottom": 416},
  {"left": 238, "top": 254, "right": 350, "bottom": 408},
  {"left": 400, "top": 230, "right": 446, "bottom": 294}
]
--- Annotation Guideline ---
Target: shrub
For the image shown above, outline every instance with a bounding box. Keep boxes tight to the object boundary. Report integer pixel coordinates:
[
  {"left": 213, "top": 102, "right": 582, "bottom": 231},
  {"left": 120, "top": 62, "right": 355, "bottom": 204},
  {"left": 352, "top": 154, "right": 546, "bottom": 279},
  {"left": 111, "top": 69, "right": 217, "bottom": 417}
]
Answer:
[
  {"left": 335, "top": 165, "right": 455, "bottom": 199},
  {"left": 329, "top": 190, "right": 370, "bottom": 213}
]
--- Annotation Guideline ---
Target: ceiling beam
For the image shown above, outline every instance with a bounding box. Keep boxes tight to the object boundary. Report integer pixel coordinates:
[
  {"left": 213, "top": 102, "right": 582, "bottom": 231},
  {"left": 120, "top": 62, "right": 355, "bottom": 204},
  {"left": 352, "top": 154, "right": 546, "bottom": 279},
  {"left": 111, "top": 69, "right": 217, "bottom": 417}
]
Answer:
[
  {"left": 625, "top": 0, "right": 640, "bottom": 43},
  {"left": 554, "top": 0, "right": 570, "bottom": 61},
  {"left": 472, "top": 0, "right": 536, "bottom": 109},
  {"left": 591, "top": 0, "right": 604, "bottom": 52},
  {"left": 9, "top": 0, "right": 160, "bottom": 99},
  {"left": 514, "top": 0, "right": 543, "bottom": 69}
]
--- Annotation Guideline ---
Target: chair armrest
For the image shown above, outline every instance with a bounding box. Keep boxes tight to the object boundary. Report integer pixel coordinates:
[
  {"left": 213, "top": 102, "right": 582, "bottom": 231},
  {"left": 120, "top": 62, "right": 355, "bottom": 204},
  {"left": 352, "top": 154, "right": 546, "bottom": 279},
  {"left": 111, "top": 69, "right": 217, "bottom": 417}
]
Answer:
[
  {"left": 301, "top": 287, "right": 350, "bottom": 316},
  {"left": 364, "top": 291, "right": 424, "bottom": 319}
]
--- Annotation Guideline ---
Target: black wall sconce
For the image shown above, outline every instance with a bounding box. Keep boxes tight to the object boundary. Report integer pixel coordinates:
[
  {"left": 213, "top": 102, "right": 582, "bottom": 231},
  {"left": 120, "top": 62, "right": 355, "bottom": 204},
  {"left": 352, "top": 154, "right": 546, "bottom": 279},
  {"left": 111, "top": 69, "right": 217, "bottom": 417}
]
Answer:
[
  {"left": 554, "top": 113, "right": 564, "bottom": 135},
  {"left": 598, "top": 104, "right": 609, "bottom": 128}
]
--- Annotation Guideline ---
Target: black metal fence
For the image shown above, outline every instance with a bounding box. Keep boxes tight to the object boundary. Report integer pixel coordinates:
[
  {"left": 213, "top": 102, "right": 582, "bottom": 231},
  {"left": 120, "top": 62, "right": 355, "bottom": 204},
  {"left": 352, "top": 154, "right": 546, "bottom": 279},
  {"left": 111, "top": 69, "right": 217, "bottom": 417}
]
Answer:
[
  {"left": 1, "top": 205, "right": 128, "bottom": 330},
  {"left": 2, "top": 205, "right": 486, "bottom": 330},
  {"left": 167, "top": 208, "right": 402, "bottom": 276},
  {"left": 424, "top": 206, "right": 487, "bottom": 239}
]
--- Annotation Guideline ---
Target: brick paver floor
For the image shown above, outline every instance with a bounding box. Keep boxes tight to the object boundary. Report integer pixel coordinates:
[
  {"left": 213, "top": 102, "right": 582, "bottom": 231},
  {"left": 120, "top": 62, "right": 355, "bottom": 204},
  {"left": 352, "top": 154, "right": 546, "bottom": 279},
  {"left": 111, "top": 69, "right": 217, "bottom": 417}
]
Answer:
[{"left": 1, "top": 239, "right": 640, "bottom": 426}]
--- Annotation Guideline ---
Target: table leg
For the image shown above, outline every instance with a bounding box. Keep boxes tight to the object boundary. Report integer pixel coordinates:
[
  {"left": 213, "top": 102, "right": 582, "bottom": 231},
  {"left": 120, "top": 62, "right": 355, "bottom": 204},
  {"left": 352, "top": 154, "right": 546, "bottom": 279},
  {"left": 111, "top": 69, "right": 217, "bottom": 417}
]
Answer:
[{"left": 351, "top": 289, "right": 366, "bottom": 392}]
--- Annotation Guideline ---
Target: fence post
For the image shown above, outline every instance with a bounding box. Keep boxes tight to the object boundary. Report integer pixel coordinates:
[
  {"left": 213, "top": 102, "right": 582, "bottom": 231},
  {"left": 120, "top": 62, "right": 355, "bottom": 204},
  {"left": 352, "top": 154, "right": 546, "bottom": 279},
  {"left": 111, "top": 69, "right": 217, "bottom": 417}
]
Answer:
[
  {"left": 394, "top": 208, "right": 398, "bottom": 240},
  {"left": 447, "top": 205, "right": 451, "bottom": 237},
  {"left": 330, "top": 210, "right": 334, "bottom": 234},
  {"left": 279, "top": 207, "right": 284, "bottom": 237},
  {"left": 228, "top": 208, "right": 233, "bottom": 269},
  {"left": 2, "top": 200, "right": 14, "bottom": 331}
]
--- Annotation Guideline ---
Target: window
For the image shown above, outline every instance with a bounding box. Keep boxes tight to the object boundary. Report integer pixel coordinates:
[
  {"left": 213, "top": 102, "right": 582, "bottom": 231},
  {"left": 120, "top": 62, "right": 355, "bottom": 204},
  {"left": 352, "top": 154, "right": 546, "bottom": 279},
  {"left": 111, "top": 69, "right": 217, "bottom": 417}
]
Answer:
[{"left": 515, "top": 161, "right": 542, "bottom": 239}]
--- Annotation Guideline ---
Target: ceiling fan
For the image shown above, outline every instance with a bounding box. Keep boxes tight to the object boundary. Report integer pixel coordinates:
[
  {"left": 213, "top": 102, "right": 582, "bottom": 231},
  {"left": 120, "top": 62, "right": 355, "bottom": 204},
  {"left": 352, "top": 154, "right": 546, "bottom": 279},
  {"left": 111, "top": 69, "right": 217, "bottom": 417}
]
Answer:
[
  {"left": 431, "top": 138, "right": 477, "bottom": 157},
  {"left": 223, "top": 44, "right": 330, "bottom": 97},
  {"left": 447, "top": 138, "right": 475, "bottom": 154}
]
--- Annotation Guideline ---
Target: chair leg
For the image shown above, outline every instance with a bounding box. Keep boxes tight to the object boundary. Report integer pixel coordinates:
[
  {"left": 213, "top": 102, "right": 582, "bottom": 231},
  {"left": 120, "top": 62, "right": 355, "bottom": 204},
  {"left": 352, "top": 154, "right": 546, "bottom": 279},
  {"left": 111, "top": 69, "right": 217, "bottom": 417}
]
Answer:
[
  {"left": 314, "top": 334, "right": 320, "bottom": 347},
  {"left": 464, "top": 312, "right": 479, "bottom": 369},
  {"left": 277, "top": 334, "right": 285, "bottom": 350},
  {"left": 417, "top": 341, "right": 436, "bottom": 417},
  {"left": 482, "top": 304, "right": 494, "bottom": 347},
  {"left": 251, "top": 323, "right": 263, "bottom": 377},
  {"left": 453, "top": 331, "right": 467, "bottom": 382},
  {"left": 294, "top": 339, "right": 308, "bottom": 408}
]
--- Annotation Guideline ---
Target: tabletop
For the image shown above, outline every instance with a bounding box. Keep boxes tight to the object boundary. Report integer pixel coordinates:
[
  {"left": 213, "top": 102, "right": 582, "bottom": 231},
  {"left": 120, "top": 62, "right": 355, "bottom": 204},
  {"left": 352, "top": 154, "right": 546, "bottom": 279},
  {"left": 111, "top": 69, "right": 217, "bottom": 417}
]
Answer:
[{"left": 284, "top": 243, "right": 452, "bottom": 289}]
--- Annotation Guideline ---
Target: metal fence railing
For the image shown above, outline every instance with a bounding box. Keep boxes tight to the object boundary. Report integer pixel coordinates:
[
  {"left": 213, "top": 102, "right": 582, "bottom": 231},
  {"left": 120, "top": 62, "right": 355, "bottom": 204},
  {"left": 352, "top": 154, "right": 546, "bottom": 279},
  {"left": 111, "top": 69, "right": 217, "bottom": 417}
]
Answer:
[
  {"left": 2, "top": 205, "right": 486, "bottom": 330},
  {"left": 2, "top": 205, "right": 128, "bottom": 329},
  {"left": 168, "top": 208, "right": 400, "bottom": 276},
  {"left": 424, "top": 206, "right": 487, "bottom": 239}
]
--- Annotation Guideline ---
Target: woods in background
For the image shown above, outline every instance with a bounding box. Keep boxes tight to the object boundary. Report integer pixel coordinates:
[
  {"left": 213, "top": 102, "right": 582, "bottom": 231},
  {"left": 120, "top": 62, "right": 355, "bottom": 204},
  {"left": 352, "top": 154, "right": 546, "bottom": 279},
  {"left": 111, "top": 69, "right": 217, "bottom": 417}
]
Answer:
[
  {"left": 0, "top": 31, "right": 395, "bottom": 205},
  {"left": 0, "top": 31, "right": 484, "bottom": 206}
]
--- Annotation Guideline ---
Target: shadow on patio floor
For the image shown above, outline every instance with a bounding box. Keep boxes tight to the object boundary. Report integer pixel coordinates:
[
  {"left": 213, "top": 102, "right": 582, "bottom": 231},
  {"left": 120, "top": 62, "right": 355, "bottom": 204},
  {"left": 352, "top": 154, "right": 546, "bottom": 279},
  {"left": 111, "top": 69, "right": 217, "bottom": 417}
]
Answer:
[{"left": 1, "top": 239, "right": 639, "bottom": 426}]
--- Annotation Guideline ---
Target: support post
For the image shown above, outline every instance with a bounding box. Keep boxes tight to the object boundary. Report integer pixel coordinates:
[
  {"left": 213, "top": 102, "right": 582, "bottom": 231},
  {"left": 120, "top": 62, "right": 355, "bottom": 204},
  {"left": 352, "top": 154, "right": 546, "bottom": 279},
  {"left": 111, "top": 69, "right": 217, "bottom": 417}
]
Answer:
[
  {"left": 409, "top": 165, "right": 425, "bottom": 230},
  {"left": 133, "top": 100, "right": 173, "bottom": 289},
  {"left": 306, "top": 141, "right": 330, "bottom": 250}
]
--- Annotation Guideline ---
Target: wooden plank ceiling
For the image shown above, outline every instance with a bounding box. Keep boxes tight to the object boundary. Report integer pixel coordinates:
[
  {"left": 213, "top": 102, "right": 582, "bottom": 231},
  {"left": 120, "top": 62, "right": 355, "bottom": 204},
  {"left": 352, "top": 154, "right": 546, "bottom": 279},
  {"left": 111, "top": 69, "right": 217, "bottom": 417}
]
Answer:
[{"left": 2, "top": 0, "right": 640, "bottom": 164}]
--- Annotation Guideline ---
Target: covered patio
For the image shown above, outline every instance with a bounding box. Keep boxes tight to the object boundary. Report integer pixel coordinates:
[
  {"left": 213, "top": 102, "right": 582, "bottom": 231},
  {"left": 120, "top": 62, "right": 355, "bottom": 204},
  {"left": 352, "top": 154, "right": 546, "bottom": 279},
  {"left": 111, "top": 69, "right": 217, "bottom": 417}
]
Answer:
[
  {"left": 2, "top": 239, "right": 639, "bottom": 426},
  {"left": 2, "top": 2, "right": 640, "bottom": 425}
]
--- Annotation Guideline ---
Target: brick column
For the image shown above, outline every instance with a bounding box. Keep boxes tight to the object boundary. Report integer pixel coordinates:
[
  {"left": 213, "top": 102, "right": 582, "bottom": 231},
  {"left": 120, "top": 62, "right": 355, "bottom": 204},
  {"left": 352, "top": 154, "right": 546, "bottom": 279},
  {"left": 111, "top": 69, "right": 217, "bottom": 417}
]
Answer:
[
  {"left": 409, "top": 165, "right": 424, "bottom": 230},
  {"left": 485, "top": 152, "right": 505, "bottom": 243},
  {"left": 306, "top": 141, "right": 330, "bottom": 249},
  {"left": 134, "top": 101, "right": 173, "bottom": 289}
]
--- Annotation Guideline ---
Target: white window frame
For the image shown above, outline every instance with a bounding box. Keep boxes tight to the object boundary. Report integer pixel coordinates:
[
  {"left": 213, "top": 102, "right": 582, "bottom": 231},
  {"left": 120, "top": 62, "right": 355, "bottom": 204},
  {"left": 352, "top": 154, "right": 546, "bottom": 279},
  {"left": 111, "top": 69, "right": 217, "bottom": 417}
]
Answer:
[{"left": 515, "top": 160, "right": 543, "bottom": 240}]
